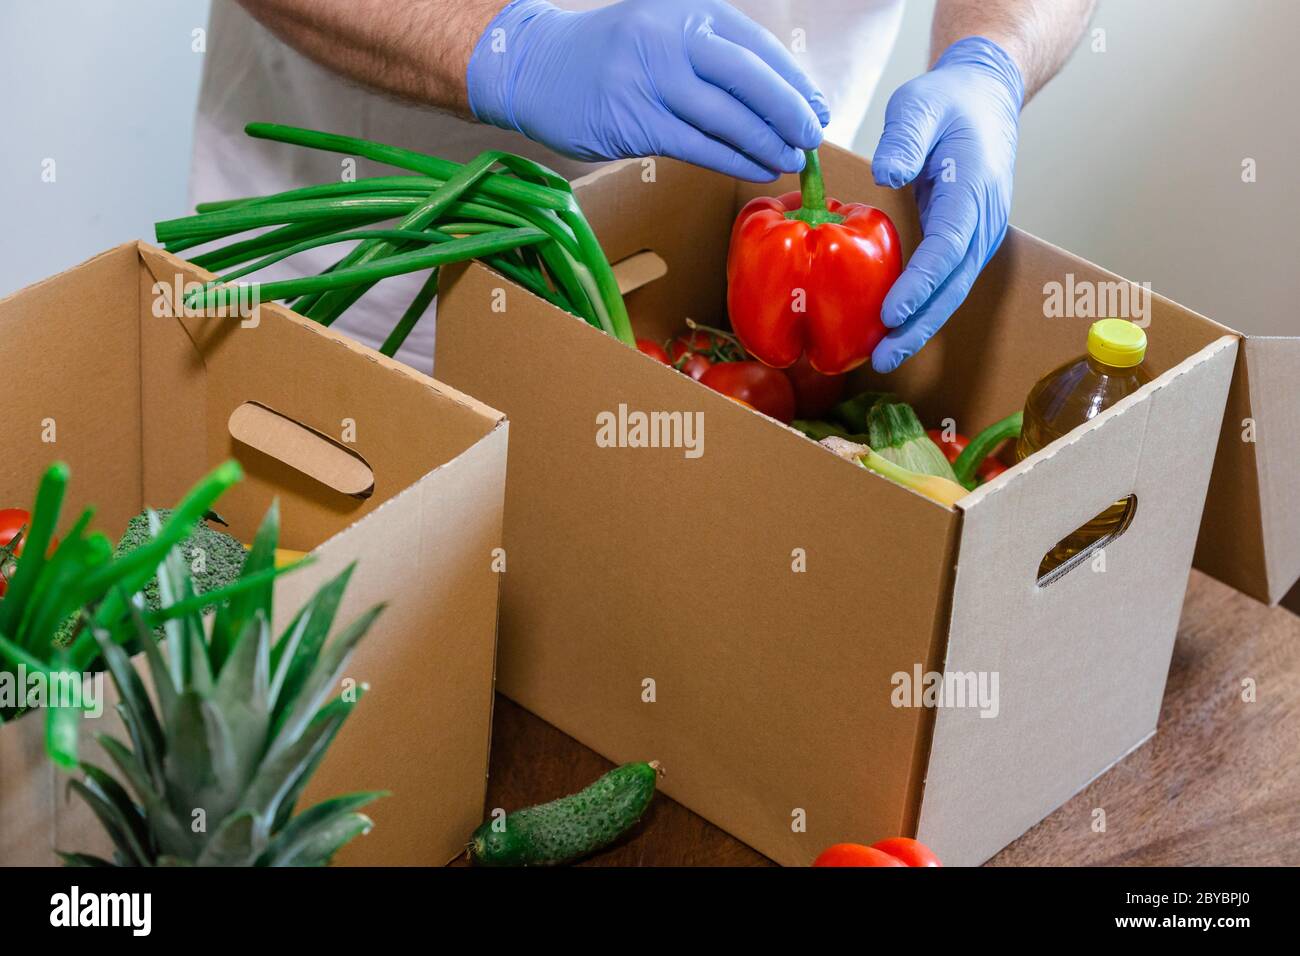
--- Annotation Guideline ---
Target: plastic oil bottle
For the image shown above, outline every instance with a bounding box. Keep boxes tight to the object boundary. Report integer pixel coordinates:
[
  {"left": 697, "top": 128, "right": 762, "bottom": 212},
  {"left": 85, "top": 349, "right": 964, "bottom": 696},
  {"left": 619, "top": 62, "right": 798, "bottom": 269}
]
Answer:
[{"left": 1016, "top": 319, "right": 1151, "bottom": 572}]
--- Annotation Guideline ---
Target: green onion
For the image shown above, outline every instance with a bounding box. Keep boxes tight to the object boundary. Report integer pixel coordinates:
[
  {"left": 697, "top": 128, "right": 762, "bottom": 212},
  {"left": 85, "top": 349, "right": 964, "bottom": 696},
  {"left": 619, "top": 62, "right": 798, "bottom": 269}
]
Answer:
[
  {"left": 186, "top": 227, "right": 548, "bottom": 311},
  {"left": 155, "top": 123, "right": 636, "bottom": 350}
]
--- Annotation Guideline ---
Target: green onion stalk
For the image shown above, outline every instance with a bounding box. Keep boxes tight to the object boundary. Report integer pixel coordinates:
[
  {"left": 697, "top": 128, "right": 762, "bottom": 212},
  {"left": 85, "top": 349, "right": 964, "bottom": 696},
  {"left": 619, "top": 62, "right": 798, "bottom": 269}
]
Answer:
[{"left": 155, "top": 123, "right": 636, "bottom": 356}]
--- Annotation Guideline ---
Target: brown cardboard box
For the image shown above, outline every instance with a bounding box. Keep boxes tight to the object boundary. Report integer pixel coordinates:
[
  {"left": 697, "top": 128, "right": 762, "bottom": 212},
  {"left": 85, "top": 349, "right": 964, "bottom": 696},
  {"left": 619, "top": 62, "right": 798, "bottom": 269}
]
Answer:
[
  {"left": 0, "top": 242, "right": 507, "bottom": 866},
  {"left": 434, "top": 145, "right": 1294, "bottom": 866}
]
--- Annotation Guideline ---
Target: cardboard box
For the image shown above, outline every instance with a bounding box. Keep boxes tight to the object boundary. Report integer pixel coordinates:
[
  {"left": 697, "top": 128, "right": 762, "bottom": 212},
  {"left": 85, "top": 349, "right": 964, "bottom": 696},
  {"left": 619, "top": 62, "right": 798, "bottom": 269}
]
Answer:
[
  {"left": 0, "top": 242, "right": 507, "bottom": 866},
  {"left": 433, "top": 145, "right": 1295, "bottom": 866}
]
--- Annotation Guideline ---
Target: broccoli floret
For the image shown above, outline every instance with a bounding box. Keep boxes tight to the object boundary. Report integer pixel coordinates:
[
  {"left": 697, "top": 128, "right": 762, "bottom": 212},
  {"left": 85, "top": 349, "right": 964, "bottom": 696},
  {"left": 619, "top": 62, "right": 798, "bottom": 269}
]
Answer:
[
  {"left": 50, "top": 509, "right": 249, "bottom": 648},
  {"left": 114, "top": 509, "right": 248, "bottom": 620}
]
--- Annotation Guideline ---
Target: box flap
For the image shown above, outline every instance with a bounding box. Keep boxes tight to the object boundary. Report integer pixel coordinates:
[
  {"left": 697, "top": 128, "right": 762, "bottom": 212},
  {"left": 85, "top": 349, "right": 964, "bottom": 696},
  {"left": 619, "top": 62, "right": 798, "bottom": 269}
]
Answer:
[
  {"left": 1195, "top": 336, "right": 1300, "bottom": 604},
  {"left": 134, "top": 242, "right": 505, "bottom": 548},
  {"left": 0, "top": 243, "right": 146, "bottom": 533},
  {"left": 916, "top": 335, "right": 1238, "bottom": 865}
]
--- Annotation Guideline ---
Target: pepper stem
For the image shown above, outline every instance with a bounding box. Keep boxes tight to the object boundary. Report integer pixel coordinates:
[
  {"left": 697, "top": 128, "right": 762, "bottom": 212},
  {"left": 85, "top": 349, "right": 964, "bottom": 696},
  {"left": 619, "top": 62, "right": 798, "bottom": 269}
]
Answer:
[{"left": 785, "top": 149, "right": 844, "bottom": 227}]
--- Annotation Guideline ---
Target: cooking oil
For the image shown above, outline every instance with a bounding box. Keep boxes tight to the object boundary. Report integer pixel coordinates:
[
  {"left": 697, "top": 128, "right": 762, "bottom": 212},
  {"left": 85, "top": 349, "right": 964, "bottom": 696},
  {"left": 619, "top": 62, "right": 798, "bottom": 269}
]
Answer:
[{"left": 1017, "top": 319, "right": 1151, "bottom": 574}]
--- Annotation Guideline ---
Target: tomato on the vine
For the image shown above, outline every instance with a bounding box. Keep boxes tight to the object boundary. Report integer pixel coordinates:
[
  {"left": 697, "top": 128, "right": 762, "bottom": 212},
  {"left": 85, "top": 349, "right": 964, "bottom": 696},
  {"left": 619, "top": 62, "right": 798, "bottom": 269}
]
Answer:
[
  {"left": 675, "top": 352, "right": 712, "bottom": 381},
  {"left": 636, "top": 338, "right": 671, "bottom": 364},
  {"left": 700, "top": 361, "right": 796, "bottom": 423}
]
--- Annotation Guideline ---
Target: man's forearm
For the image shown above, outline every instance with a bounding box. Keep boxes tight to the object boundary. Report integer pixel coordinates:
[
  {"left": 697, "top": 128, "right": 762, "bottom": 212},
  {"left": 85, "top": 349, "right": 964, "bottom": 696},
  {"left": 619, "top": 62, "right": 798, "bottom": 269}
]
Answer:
[
  {"left": 237, "top": 0, "right": 506, "bottom": 116},
  {"left": 931, "top": 0, "right": 1096, "bottom": 101}
]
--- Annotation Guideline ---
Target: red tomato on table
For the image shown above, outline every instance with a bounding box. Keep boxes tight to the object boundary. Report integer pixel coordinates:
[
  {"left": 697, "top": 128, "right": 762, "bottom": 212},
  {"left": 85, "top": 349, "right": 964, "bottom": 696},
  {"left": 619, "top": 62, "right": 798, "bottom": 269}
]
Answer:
[
  {"left": 813, "top": 838, "right": 942, "bottom": 867},
  {"left": 870, "top": 837, "right": 942, "bottom": 867}
]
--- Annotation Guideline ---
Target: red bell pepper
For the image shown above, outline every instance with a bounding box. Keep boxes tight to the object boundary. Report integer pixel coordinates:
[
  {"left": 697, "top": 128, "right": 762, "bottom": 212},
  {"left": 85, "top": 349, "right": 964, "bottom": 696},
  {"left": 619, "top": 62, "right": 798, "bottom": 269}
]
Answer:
[{"left": 727, "top": 150, "right": 902, "bottom": 375}]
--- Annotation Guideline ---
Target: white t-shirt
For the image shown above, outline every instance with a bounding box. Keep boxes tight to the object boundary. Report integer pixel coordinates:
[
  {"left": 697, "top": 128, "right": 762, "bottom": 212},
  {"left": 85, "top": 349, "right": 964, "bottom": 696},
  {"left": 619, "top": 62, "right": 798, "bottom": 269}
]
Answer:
[{"left": 189, "top": 0, "right": 904, "bottom": 371}]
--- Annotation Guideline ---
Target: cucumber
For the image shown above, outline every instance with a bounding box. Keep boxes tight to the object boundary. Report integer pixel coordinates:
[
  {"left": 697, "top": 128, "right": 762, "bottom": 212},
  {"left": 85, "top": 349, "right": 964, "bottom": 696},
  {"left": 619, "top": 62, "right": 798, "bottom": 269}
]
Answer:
[{"left": 469, "top": 761, "right": 661, "bottom": 866}]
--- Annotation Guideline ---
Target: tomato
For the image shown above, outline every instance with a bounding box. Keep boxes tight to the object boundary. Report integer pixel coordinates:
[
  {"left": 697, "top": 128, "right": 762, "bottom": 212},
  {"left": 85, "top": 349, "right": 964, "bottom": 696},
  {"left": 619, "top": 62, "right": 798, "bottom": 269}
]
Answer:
[
  {"left": 668, "top": 332, "right": 707, "bottom": 362},
  {"left": 812, "top": 844, "right": 907, "bottom": 867},
  {"left": 665, "top": 327, "right": 746, "bottom": 381},
  {"left": 812, "top": 838, "right": 942, "bottom": 867},
  {"left": 871, "top": 837, "right": 942, "bottom": 867},
  {"left": 669, "top": 330, "right": 744, "bottom": 363},
  {"left": 636, "top": 338, "right": 671, "bottom": 364},
  {"left": 927, "top": 428, "right": 1007, "bottom": 485},
  {"left": 0, "top": 508, "right": 32, "bottom": 597},
  {"left": 927, "top": 428, "right": 966, "bottom": 465},
  {"left": 0, "top": 508, "right": 61, "bottom": 598},
  {"left": 700, "top": 361, "right": 796, "bottom": 423},
  {"left": 784, "top": 354, "right": 847, "bottom": 419},
  {"left": 667, "top": 331, "right": 718, "bottom": 361},
  {"left": 675, "top": 352, "right": 712, "bottom": 381}
]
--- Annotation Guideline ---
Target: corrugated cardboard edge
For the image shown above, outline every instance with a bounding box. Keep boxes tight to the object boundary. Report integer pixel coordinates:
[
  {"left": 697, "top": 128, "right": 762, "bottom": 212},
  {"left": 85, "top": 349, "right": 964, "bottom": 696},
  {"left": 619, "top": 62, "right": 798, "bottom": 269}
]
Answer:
[
  {"left": 1242, "top": 338, "right": 1300, "bottom": 603},
  {"left": 135, "top": 242, "right": 506, "bottom": 428},
  {"left": 283, "top": 418, "right": 509, "bottom": 866},
  {"left": 915, "top": 335, "right": 1239, "bottom": 865}
]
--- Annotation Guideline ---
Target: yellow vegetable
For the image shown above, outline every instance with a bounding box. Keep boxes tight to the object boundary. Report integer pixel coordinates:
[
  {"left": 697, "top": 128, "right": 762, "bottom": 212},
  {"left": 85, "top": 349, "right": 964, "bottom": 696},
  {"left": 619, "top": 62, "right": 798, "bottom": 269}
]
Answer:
[
  {"left": 819, "top": 436, "right": 967, "bottom": 506},
  {"left": 243, "top": 543, "right": 310, "bottom": 569},
  {"left": 861, "top": 450, "right": 968, "bottom": 507}
]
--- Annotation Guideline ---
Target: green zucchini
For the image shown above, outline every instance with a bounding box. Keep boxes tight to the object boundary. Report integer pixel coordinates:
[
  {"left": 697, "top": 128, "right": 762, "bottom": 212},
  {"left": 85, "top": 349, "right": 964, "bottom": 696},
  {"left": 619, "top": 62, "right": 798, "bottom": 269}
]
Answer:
[{"left": 469, "top": 761, "right": 661, "bottom": 866}]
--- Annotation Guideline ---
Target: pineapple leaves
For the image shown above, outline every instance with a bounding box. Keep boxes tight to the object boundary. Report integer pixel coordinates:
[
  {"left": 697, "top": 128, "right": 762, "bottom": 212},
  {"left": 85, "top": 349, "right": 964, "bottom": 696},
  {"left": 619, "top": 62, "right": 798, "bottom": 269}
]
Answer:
[
  {"left": 67, "top": 775, "right": 152, "bottom": 867},
  {"left": 256, "top": 791, "right": 383, "bottom": 865},
  {"left": 12, "top": 459, "right": 391, "bottom": 868},
  {"left": 98, "top": 734, "right": 158, "bottom": 810},
  {"left": 267, "top": 602, "right": 383, "bottom": 766},
  {"left": 211, "top": 613, "right": 272, "bottom": 787},
  {"left": 149, "top": 510, "right": 204, "bottom": 692},
  {"left": 269, "top": 563, "right": 355, "bottom": 721},
  {"left": 241, "top": 694, "right": 355, "bottom": 833},
  {"left": 163, "top": 692, "right": 239, "bottom": 829},
  {"left": 57, "top": 492, "right": 384, "bottom": 867},
  {"left": 279, "top": 814, "right": 373, "bottom": 867},
  {"left": 196, "top": 811, "right": 263, "bottom": 867},
  {"left": 210, "top": 500, "right": 280, "bottom": 670},
  {"left": 272, "top": 687, "right": 368, "bottom": 831},
  {"left": 91, "top": 624, "right": 165, "bottom": 783}
]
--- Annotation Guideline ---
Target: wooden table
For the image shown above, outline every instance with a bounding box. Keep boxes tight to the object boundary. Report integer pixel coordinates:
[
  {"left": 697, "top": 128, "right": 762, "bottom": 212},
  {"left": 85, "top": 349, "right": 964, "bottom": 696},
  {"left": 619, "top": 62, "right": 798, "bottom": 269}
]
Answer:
[{"left": 467, "top": 571, "right": 1300, "bottom": 866}]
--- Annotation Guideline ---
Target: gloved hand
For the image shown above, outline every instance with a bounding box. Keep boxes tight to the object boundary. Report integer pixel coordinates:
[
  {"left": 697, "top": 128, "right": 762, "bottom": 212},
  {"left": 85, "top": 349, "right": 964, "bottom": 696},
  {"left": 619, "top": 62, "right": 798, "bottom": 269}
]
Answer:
[
  {"left": 467, "top": 0, "right": 829, "bottom": 182},
  {"left": 869, "top": 36, "right": 1025, "bottom": 373}
]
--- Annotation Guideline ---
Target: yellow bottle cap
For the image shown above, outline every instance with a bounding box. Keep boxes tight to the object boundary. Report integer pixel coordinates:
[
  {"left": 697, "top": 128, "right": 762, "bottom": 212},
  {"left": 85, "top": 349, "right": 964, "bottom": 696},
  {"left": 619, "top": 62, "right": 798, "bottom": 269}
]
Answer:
[{"left": 1087, "top": 319, "right": 1147, "bottom": 368}]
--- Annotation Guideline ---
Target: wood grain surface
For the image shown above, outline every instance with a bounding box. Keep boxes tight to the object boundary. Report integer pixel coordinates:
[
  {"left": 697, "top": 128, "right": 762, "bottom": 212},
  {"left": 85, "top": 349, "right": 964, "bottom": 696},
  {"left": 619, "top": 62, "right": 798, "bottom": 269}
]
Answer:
[{"left": 460, "top": 571, "right": 1300, "bottom": 867}]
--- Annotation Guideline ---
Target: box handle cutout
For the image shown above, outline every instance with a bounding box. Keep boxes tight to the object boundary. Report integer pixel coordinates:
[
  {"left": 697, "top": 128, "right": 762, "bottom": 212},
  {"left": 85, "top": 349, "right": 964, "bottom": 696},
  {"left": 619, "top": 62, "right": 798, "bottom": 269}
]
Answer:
[
  {"left": 1036, "top": 494, "right": 1138, "bottom": 587},
  {"left": 228, "top": 401, "right": 375, "bottom": 499},
  {"left": 611, "top": 250, "right": 668, "bottom": 295}
]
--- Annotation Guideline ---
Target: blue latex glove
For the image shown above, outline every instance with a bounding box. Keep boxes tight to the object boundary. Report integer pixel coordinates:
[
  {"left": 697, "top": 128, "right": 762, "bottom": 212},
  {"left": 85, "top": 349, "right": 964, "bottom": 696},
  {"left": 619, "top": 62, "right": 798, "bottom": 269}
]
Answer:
[
  {"left": 467, "top": 0, "right": 829, "bottom": 182},
  {"left": 869, "top": 36, "right": 1025, "bottom": 373}
]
